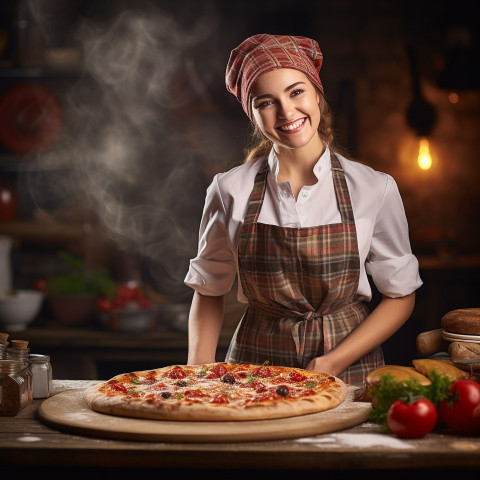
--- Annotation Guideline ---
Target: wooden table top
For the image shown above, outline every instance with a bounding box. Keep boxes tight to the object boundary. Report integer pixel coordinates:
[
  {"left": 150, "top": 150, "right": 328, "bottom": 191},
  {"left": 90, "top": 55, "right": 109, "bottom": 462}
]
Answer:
[{"left": 1, "top": 380, "right": 480, "bottom": 478}]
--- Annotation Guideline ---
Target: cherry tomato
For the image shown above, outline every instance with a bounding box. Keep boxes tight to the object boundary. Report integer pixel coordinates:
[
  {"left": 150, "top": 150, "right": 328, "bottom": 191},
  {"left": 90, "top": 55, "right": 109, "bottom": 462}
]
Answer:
[
  {"left": 438, "top": 380, "right": 480, "bottom": 435},
  {"left": 387, "top": 397, "right": 437, "bottom": 438}
]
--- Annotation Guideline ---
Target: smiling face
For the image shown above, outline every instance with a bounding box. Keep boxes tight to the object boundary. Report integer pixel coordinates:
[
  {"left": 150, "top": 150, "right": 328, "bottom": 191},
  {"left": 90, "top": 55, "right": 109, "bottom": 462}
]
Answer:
[{"left": 250, "top": 68, "right": 323, "bottom": 155}]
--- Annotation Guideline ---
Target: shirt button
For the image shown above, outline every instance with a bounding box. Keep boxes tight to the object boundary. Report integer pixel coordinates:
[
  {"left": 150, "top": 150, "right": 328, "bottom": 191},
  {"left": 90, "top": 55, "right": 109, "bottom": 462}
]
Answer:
[{"left": 302, "top": 191, "right": 309, "bottom": 198}]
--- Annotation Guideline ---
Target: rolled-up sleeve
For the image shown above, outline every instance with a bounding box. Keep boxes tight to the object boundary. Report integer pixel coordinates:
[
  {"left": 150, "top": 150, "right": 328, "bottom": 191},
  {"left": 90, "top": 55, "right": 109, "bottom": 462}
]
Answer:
[
  {"left": 184, "top": 175, "right": 237, "bottom": 296},
  {"left": 366, "top": 175, "right": 423, "bottom": 297}
]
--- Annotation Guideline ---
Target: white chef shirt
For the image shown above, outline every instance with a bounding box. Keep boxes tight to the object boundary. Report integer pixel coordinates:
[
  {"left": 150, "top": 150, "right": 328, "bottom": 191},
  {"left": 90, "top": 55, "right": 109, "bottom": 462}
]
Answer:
[{"left": 185, "top": 146, "right": 422, "bottom": 302}]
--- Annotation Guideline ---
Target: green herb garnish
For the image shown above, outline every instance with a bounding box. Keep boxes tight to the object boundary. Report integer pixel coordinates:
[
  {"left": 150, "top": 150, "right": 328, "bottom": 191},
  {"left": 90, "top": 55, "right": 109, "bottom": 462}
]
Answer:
[
  {"left": 128, "top": 378, "right": 142, "bottom": 385},
  {"left": 305, "top": 381, "right": 318, "bottom": 389},
  {"left": 367, "top": 370, "right": 452, "bottom": 429},
  {"left": 175, "top": 393, "right": 184, "bottom": 400}
]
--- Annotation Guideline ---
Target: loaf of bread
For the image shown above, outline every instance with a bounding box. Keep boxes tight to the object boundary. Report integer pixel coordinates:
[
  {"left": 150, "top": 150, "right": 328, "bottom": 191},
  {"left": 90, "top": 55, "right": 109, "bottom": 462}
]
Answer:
[
  {"left": 441, "top": 308, "right": 480, "bottom": 335},
  {"left": 412, "top": 358, "right": 469, "bottom": 381},
  {"left": 449, "top": 342, "right": 480, "bottom": 362}
]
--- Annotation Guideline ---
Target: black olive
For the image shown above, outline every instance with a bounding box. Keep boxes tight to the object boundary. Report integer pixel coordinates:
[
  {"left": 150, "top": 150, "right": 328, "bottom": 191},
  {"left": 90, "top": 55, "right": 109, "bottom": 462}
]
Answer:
[
  {"left": 222, "top": 374, "right": 236, "bottom": 384},
  {"left": 176, "top": 380, "right": 188, "bottom": 387},
  {"left": 276, "top": 386, "right": 289, "bottom": 397},
  {"left": 161, "top": 392, "right": 172, "bottom": 399}
]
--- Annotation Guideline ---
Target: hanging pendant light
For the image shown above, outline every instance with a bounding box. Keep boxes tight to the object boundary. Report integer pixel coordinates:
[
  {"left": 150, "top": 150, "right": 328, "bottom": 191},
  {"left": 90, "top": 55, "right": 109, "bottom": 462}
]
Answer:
[{"left": 405, "top": 45, "right": 436, "bottom": 171}]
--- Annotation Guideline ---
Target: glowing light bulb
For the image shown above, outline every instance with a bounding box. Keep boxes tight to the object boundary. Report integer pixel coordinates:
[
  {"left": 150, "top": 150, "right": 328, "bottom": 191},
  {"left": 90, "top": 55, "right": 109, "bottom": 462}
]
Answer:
[
  {"left": 417, "top": 138, "right": 432, "bottom": 170},
  {"left": 448, "top": 92, "right": 459, "bottom": 104}
]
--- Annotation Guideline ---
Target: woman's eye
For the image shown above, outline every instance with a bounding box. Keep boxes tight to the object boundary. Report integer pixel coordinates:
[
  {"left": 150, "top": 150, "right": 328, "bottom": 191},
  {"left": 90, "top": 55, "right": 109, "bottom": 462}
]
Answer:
[
  {"left": 256, "top": 100, "right": 273, "bottom": 109},
  {"left": 291, "top": 89, "right": 304, "bottom": 97}
]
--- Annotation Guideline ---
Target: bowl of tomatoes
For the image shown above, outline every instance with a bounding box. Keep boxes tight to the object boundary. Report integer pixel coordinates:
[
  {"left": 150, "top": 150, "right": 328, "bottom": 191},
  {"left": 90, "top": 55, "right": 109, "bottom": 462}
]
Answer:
[{"left": 96, "top": 283, "right": 157, "bottom": 333}]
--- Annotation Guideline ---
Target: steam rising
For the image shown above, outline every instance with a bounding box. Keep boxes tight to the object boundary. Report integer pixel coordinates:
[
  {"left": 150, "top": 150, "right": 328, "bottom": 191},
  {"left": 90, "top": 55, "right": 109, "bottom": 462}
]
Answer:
[{"left": 23, "top": 1, "right": 222, "bottom": 301}]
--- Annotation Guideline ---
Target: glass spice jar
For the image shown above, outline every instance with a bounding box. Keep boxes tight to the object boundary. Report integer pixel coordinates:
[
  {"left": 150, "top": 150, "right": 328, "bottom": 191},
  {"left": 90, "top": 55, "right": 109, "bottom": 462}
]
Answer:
[
  {"left": 29, "top": 354, "right": 53, "bottom": 399},
  {"left": 6, "top": 340, "right": 30, "bottom": 363},
  {"left": 0, "top": 360, "right": 33, "bottom": 416}
]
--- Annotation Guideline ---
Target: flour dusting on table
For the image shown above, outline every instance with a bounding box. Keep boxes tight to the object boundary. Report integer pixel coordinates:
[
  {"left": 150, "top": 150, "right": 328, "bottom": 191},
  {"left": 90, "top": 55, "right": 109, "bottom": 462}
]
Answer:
[{"left": 296, "top": 432, "right": 413, "bottom": 449}]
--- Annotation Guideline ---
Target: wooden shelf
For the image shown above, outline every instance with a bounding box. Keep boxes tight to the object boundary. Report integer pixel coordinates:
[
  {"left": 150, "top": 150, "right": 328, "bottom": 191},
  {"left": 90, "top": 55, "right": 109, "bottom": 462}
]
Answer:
[{"left": 0, "top": 219, "right": 101, "bottom": 246}]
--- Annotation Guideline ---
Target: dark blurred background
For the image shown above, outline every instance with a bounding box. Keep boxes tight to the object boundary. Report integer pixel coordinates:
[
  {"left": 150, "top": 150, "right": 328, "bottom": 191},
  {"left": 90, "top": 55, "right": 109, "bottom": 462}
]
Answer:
[{"left": 0, "top": 0, "right": 478, "bottom": 379}]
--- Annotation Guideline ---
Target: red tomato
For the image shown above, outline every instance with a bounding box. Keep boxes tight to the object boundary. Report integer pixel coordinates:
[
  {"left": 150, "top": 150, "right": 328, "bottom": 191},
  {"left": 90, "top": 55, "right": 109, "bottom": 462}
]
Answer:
[
  {"left": 438, "top": 380, "right": 480, "bottom": 435},
  {"left": 138, "top": 297, "right": 153, "bottom": 309},
  {"left": 117, "top": 284, "right": 142, "bottom": 301},
  {"left": 33, "top": 278, "right": 46, "bottom": 292},
  {"left": 96, "top": 298, "right": 114, "bottom": 312},
  {"left": 387, "top": 397, "right": 437, "bottom": 438}
]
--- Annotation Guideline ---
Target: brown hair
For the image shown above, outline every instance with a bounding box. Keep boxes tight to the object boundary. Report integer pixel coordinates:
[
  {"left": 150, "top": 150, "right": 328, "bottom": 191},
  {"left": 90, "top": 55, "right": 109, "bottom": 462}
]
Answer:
[{"left": 244, "top": 93, "right": 335, "bottom": 163}]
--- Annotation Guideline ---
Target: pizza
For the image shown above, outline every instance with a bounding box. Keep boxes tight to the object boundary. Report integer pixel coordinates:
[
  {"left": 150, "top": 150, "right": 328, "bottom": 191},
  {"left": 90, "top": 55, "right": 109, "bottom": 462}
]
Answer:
[{"left": 83, "top": 362, "right": 346, "bottom": 422}]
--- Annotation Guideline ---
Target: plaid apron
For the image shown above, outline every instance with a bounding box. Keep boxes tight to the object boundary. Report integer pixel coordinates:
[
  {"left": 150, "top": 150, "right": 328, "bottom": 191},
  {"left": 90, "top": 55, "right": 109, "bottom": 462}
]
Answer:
[{"left": 226, "top": 153, "right": 384, "bottom": 386}]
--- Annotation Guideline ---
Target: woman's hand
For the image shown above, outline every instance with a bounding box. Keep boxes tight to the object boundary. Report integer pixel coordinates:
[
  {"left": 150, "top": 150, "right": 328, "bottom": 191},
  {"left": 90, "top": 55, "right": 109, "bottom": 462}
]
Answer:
[
  {"left": 305, "top": 354, "right": 339, "bottom": 376},
  {"left": 306, "top": 293, "right": 416, "bottom": 377}
]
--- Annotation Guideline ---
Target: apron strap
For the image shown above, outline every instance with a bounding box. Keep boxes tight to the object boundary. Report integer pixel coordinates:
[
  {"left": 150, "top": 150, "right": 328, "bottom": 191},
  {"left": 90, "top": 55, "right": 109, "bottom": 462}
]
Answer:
[
  {"left": 330, "top": 153, "right": 356, "bottom": 226},
  {"left": 243, "top": 158, "right": 269, "bottom": 225}
]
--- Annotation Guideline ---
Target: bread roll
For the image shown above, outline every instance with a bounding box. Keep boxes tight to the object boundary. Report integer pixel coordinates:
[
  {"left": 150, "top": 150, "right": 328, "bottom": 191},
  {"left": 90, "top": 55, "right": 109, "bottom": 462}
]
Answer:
[
  {"left": 412, "top": 358, "right": 469, "bottom": 381},
  {"left": 449, "top": 342, "right": 480, "bottom": 362},
  {"left": 366, "top": 365, "right": 432, "bottom": 387},
  {"left": 441, "top": 308, "right": 480, "bottom": 335},
  {"left": 355, "top": 365, "right": 431, "bottom": 402},
  {"left": 416, "top": 329, "right": 450, "bottom": 355}
]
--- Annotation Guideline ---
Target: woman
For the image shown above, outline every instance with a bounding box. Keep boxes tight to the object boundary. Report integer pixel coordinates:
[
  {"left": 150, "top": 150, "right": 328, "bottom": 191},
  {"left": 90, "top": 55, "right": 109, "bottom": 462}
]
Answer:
[{"left": 184, "top": 34, "right": 422, "bottom": 386}]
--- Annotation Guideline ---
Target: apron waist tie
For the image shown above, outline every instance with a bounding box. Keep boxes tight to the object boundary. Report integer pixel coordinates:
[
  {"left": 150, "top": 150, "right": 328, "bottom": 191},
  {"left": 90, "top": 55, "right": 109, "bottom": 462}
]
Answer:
[{"left": 248, "top": 300, "right": 363, "bottom": 369}]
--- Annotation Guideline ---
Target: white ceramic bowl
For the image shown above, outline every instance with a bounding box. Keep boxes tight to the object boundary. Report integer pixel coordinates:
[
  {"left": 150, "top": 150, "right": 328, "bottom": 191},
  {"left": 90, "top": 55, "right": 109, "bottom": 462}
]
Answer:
[
  {"left": 99, "top": 308, "right": 158, "bottom": 333},
  {"left": 0, "top": 290, "right": 45, "bottom": 332}
]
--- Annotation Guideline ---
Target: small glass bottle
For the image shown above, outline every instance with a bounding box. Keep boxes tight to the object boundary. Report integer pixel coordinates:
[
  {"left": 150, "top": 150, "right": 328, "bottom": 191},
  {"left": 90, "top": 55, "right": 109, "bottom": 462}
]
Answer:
[
  {"left": 0, "top": 360, "right": 33, "bottom": 416},
  {"left": 29, "top": 354, "right": 53, "bottom": 399}
]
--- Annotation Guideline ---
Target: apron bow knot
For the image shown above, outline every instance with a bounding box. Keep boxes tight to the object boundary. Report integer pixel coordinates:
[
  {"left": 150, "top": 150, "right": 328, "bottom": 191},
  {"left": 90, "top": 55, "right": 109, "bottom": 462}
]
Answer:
[{"left": 302, "top": 310, "right": 322, "bottom": 321}]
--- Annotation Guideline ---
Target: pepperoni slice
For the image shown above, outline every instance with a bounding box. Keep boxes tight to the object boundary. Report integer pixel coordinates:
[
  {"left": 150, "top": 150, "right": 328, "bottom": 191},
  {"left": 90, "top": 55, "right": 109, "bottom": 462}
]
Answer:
[
  {"left": 211, "top": 364, "right": 228, "bottom": 378},
  {"left": 252, "top": 381, "right": 267, "bottom": 393},
  {"left": 184, "top": 389, "right": 206, "bottom": 399},
  {"left": 210, "top": 393, "right": 229, "bottom": 404},
  {"left": 287, "top": 371, "right": 307, "bottom": 383},
  {"left": 253, "top": 366, "right": 272, "bottom": 378},
  {"left": 167, "top": 367, "right": 187, "bottom": 379},
  {"left": 107, "top": 380, "right": 128, "bottom": 393}
]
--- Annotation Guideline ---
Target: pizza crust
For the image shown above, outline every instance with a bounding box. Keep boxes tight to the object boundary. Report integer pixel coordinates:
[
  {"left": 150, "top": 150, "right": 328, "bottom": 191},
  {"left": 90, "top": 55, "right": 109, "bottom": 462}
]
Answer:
[{"left": 83, "top": 364, "right": 347, "bottom": 422}]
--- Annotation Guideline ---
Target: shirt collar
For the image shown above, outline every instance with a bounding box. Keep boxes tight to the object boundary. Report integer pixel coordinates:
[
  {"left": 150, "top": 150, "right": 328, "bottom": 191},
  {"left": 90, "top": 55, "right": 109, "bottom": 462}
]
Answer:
[{"left": 267, "top": 144, "right": 331, "bottom": 182}]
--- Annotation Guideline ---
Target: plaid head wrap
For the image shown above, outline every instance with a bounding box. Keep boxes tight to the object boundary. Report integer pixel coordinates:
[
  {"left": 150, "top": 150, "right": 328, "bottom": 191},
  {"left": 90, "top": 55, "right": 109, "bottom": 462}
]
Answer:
[{"left": 225, "top": 34, "right": 324, "bottom": 119}]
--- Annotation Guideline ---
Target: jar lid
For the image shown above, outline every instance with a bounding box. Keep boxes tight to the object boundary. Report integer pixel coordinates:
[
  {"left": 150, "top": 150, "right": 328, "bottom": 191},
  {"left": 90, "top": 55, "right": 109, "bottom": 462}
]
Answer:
[{"left": 29, "top": 354, "right": 50, "bottom": 362}]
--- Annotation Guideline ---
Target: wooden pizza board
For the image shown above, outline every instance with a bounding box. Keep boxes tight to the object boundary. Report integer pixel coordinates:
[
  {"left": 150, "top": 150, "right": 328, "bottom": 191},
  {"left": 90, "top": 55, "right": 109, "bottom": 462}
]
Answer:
[{"left": 38, "top": 386, "right": 371, "bottom": 443}]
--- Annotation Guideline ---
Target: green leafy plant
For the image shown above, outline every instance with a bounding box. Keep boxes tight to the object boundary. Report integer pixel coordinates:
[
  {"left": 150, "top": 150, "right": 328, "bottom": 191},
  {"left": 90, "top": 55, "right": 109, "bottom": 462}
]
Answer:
[
  {"left": 368, "top": 370, "right": 452, "bottom": 430},
  {"left": 46, "top": 251, "right": 117, "bottom": 298}
]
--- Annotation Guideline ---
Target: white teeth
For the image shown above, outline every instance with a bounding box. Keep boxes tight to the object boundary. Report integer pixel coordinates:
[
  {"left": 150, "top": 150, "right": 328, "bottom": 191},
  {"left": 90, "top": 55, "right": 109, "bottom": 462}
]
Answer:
[{"left": 279, "top": 118, "right": 305, "bottom": 131}]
